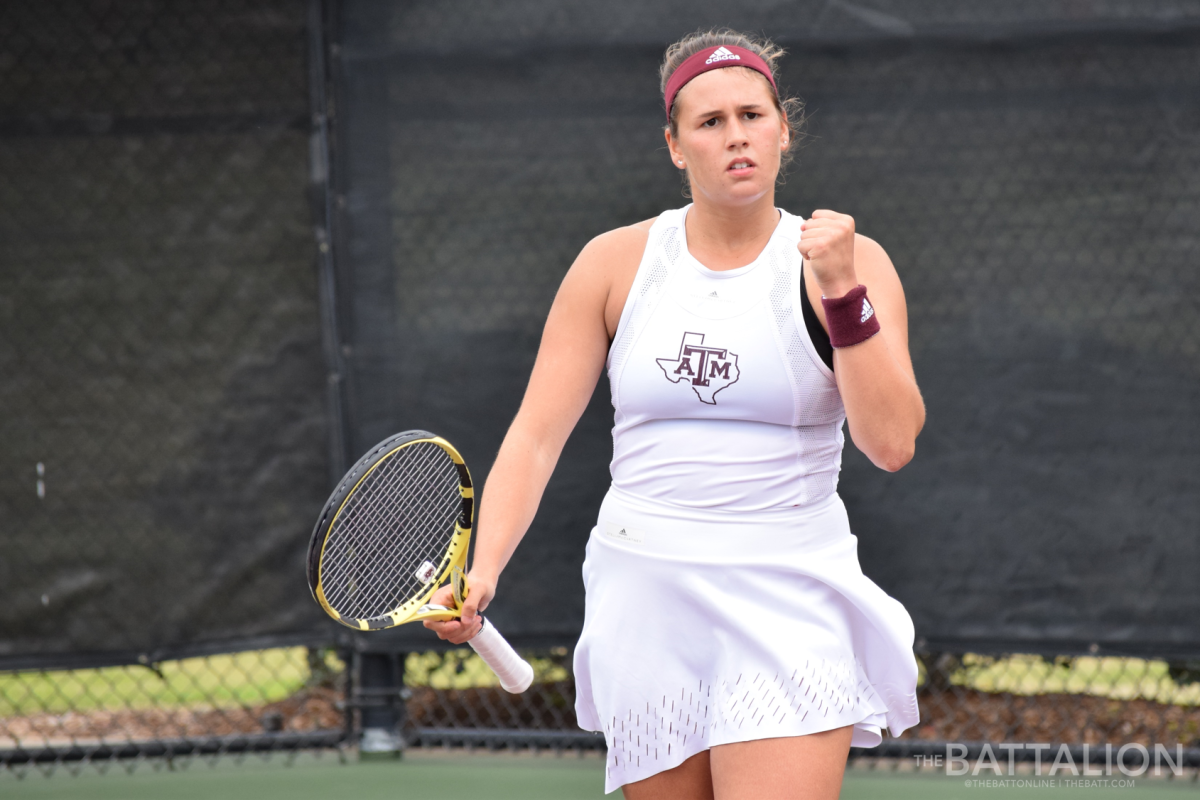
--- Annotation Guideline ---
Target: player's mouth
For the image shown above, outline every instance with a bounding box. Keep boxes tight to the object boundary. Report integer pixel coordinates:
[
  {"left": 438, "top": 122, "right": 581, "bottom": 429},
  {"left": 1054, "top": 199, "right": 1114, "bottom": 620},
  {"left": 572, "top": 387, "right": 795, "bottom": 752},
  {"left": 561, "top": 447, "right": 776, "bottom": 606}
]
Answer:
[{"left": 727, "top": 157, "right": 756, "bottom": 176}]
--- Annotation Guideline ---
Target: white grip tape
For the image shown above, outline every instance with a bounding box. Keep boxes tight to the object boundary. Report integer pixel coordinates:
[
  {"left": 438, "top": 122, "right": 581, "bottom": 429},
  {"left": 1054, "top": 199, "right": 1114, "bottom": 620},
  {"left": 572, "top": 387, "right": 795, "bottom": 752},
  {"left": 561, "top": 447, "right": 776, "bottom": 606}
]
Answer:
[{"left": 469, "top": 617, "right": 534, "bottom": 693}]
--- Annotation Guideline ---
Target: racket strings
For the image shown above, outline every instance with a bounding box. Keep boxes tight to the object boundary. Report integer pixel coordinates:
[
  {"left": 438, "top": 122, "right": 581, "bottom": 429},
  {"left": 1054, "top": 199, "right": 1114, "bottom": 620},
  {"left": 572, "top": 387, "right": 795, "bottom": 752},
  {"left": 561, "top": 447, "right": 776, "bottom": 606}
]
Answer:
[
  {"left": 325, "top": 447, "right": 459, "bottom": 616},
  {"left": 332, "top": 446, "right": 445, "bottom": 569},
  {"left": 348, "top": 451, "right": 459, "bottom": 608},
  {"left": 332, "top": 445, "right": 458, "bottom": 610},
  {"left": 321, "top": 442, "right": 464, "bottom": 618}
]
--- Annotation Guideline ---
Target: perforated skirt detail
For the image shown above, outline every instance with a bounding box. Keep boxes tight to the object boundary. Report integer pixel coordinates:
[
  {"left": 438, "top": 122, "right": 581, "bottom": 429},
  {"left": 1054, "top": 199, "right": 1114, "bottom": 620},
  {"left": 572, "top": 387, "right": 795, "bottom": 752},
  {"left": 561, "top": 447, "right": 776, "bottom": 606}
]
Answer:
[{"left": 572, "top": 487, "right": 920, "bottom": 793}]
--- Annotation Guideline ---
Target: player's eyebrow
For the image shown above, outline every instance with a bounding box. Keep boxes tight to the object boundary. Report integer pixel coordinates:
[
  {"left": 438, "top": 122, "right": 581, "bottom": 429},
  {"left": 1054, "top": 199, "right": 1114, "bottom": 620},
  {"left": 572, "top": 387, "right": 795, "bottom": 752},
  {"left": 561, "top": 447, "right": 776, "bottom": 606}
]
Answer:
[{"left": 693, "top": 103, "right": 767, "bottom": 119}]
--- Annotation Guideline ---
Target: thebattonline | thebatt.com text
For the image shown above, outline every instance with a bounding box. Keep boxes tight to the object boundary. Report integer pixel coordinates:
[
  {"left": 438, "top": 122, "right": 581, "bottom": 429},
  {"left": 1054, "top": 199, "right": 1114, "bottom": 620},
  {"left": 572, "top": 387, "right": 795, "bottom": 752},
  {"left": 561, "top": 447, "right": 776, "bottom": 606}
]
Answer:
[{"left": 913, "top": 743, "right": 1186, "bottom": 777}]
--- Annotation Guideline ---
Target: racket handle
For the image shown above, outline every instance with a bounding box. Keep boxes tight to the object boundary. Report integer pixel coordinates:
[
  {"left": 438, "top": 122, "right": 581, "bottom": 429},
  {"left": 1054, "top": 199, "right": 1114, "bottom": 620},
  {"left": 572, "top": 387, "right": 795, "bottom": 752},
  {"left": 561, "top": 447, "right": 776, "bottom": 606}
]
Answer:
[{"left": 469, "top": 617, "right": 534, "bottom": 693}]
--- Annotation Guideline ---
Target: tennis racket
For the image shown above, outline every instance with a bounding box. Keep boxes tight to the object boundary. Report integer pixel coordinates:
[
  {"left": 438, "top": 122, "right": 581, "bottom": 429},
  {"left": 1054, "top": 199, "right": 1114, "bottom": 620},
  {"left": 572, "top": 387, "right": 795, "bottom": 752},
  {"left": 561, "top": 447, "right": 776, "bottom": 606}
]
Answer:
[{"left": 306, "top": 430, "right": 534, "bottom": 693}]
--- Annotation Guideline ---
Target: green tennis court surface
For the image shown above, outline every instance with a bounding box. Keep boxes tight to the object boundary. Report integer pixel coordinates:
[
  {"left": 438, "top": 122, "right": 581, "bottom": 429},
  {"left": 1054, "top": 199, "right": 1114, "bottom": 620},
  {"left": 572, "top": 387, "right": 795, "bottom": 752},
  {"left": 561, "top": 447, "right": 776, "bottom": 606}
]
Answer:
[{"left": 3, "top": 752, "right": 1196, "bottom": 799}]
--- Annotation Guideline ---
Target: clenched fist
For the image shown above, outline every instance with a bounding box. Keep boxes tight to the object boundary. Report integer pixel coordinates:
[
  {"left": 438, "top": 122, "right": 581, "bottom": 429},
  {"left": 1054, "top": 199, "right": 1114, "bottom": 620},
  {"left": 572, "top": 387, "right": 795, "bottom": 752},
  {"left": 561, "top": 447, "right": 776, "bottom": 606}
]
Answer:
[{"left": 798, "top": 210, "right": 858, "bottom": 298}]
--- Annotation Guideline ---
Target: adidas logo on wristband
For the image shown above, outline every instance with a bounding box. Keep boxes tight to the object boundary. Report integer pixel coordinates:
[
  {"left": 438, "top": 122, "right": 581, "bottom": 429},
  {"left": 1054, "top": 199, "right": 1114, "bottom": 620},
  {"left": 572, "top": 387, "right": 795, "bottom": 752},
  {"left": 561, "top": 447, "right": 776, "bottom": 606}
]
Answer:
[{"left": 822, "top": 285, "right": 881, "bottom": 348}]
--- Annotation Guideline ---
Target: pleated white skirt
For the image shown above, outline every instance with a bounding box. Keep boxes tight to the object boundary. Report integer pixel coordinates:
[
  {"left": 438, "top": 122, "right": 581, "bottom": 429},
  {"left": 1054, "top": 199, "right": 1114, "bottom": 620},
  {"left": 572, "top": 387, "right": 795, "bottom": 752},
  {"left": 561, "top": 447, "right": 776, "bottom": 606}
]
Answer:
[{"left": 572, "top": 486, "right": 921, "bottom": 793}]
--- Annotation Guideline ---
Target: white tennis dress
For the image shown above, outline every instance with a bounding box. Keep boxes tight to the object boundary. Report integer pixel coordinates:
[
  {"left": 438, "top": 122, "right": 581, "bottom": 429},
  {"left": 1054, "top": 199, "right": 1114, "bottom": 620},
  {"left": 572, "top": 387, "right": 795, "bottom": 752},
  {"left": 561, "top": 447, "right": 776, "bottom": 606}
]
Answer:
[{"left": 572, "top": 205, "right": 921, "bottom": 793}]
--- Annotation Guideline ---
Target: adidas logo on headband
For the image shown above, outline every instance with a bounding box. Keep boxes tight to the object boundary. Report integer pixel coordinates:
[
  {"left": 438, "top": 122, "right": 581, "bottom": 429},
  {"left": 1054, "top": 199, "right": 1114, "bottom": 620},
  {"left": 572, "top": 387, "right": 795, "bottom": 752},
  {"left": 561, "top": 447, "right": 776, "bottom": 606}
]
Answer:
[{"left": 705, "top": 46, "right": 741, "bottom": 65}]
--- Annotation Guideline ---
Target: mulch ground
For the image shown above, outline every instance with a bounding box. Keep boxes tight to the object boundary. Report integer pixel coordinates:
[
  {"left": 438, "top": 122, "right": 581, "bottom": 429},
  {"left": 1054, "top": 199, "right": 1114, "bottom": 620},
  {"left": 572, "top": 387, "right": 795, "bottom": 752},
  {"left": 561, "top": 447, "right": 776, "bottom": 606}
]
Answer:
[
  {"left": 905, "top": 686, "right": 1200, "bottom": 746},
  {"left": 0, "top": 686, "right": 343, "bottom": 746}
]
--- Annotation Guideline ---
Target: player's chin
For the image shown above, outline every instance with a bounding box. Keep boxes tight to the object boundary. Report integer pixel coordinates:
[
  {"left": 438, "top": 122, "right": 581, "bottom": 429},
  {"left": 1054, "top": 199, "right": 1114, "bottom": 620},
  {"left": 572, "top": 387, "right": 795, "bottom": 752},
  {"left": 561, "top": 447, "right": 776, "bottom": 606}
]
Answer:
[{"left": 715, "top": 177, "right": 772, "bottom": 204}]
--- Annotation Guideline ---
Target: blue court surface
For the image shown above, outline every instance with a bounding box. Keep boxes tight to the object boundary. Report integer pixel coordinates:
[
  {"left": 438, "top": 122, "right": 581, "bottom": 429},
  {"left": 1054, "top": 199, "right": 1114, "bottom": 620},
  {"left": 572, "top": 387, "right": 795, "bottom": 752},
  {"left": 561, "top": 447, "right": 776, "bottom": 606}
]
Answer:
[{"left": 2, "top": 751, "right": 1197, "bottom": 799}]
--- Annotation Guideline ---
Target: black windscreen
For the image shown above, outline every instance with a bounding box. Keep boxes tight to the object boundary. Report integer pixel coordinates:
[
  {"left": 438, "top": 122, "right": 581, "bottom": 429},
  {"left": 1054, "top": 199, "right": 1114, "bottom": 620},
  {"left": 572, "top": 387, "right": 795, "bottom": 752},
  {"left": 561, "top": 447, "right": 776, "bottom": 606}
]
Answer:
[{"left": 331, "top": 1, "right": 1200, "bottom": 655}]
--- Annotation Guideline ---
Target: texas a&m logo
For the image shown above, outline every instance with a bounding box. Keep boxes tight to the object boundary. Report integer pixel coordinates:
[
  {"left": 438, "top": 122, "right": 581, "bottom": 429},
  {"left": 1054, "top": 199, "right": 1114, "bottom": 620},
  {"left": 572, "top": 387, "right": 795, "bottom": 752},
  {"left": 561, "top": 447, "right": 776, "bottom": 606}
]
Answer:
[{"left": 656, "top": 332, "right": 740, "bottom": 405}]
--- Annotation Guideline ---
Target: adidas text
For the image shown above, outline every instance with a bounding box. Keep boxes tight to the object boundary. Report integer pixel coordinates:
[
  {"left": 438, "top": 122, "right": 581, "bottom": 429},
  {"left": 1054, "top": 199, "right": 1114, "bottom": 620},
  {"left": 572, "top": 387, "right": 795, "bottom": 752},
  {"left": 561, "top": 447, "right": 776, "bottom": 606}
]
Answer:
[
  {"left": 861, "top": 298, "right": 875, "bottom": 324},
  {"left": 705, "top": 47, "right": 741, "bottom": 65}
]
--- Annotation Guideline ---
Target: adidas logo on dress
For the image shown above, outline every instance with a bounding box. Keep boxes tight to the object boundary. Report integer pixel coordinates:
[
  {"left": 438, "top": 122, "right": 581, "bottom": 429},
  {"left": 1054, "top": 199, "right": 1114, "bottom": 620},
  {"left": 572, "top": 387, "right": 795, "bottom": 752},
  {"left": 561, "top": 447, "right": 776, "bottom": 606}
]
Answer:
[
  {"left": 705, "top": 47, "right": 741, "bottom": 65},
  {"left": 860, "top": 298, "right": 875, "bottom": 324}
]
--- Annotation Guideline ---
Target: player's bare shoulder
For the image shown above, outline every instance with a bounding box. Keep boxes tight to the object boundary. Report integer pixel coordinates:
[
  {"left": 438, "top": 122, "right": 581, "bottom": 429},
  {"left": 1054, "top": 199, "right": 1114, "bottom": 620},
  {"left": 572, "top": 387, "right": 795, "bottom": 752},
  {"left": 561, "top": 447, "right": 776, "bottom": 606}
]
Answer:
[
  {"left": 577, "top": 217, "right": 655, "bottom": 275},
  {"left": 587, "top": 218, "right": 655, "bottom": 337},
  {"left": 559, "top": 218, "right": 655, "bottom": 338}
]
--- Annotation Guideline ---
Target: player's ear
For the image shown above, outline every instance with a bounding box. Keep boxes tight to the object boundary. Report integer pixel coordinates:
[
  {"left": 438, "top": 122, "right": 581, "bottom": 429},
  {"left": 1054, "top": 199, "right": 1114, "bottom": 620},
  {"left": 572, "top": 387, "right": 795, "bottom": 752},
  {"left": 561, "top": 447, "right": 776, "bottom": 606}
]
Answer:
[{"left": 665, "top": 128, "right": 684, "bottom": 169}]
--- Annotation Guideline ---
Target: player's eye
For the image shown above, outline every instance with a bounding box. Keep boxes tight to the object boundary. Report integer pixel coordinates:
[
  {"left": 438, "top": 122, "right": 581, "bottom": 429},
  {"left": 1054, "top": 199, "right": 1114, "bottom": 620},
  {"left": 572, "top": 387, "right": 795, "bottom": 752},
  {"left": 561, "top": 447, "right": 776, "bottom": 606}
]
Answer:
[
  {"left": 744, "top": 111, "right": 760, "bottom": 120},
  {"left": 702, "top": 117, "right": 719, "bottom": 127}
]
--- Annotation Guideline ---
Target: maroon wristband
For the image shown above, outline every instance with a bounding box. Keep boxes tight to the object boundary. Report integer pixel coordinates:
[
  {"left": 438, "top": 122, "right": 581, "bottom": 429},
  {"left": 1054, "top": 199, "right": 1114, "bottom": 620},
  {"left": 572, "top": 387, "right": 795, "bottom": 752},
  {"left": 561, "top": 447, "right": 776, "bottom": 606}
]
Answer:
[{"left": 821, "top": 284, "right": 881, "bottom": 348}]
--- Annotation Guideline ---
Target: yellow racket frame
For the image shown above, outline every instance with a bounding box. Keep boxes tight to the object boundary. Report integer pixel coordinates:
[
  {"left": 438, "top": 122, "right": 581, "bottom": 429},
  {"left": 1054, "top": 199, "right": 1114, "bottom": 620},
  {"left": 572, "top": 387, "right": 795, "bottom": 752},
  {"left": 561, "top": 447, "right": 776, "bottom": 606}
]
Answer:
[{"left": 309, "top": 432, "right": 474, "bottom": 631}]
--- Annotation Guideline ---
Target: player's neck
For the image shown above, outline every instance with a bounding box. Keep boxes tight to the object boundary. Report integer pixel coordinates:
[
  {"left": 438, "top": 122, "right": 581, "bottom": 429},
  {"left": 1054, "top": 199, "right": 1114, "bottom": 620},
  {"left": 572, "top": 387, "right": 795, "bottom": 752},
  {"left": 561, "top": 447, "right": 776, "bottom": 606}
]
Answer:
[{"left": 683, "top": 193, "right": 780, "bottom": 272}]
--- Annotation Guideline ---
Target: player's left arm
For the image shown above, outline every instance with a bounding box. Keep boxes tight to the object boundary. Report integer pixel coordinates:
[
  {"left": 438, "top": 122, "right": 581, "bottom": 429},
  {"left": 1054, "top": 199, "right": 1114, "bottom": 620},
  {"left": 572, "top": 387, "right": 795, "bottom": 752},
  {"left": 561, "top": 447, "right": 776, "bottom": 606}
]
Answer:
[
  {"left": 837, "top": 234, "right": 924, "bottom": 471},
  {"left": 801, "top": 213, "right": 925, "bottom": 471}
]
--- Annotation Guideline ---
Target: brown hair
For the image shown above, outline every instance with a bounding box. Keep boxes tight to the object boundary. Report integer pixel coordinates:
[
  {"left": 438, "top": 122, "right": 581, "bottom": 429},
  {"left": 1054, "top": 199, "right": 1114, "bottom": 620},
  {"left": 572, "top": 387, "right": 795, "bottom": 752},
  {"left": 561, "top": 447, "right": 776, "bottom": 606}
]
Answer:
[{"left": 660, "top": 29, "right": 805, "bottom": 190}]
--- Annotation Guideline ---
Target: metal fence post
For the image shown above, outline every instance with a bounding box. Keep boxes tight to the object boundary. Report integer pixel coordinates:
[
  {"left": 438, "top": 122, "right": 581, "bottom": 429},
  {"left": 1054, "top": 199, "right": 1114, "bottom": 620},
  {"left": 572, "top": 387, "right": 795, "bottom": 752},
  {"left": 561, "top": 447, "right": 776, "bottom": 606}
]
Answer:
[{"left": 355, "top": 651, "right": 407, "bottom": 759}]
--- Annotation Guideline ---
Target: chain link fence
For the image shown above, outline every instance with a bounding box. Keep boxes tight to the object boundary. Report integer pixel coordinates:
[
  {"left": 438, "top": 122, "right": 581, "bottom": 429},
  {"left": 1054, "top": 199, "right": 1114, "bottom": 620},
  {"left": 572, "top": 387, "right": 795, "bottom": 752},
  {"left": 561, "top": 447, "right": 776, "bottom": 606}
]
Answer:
[
  {"left": 0, "top": 649, "right": 346, "bottom": 774},
  {"left": 2, "top": 0, "right": 1199, "bottom": 783},
  {"left": 4, "top": 647, "right": 1200, "bottom": 776}
]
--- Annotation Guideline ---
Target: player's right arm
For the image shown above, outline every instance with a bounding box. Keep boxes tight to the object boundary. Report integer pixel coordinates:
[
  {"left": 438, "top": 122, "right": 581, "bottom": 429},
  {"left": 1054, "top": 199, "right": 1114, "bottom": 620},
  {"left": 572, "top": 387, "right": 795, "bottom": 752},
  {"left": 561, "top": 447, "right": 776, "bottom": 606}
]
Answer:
[{"left": 423, "top": 220, "right": 651, "bottom": 644}]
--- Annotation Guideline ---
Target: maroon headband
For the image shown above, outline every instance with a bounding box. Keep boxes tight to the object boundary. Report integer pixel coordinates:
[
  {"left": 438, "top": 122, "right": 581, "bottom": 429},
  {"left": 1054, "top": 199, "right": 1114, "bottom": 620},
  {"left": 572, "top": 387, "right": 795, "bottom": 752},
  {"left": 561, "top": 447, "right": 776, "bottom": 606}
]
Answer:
[{"left": 663, "top": 45, "right": 778, "bottom": 123}]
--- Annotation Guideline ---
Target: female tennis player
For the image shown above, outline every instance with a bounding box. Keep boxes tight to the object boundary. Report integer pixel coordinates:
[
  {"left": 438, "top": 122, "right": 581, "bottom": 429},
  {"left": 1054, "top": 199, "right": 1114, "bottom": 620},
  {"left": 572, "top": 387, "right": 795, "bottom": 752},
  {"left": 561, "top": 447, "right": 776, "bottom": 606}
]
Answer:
[{"left": 425, "top": 28, "right": 924, "bottom": 799}]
